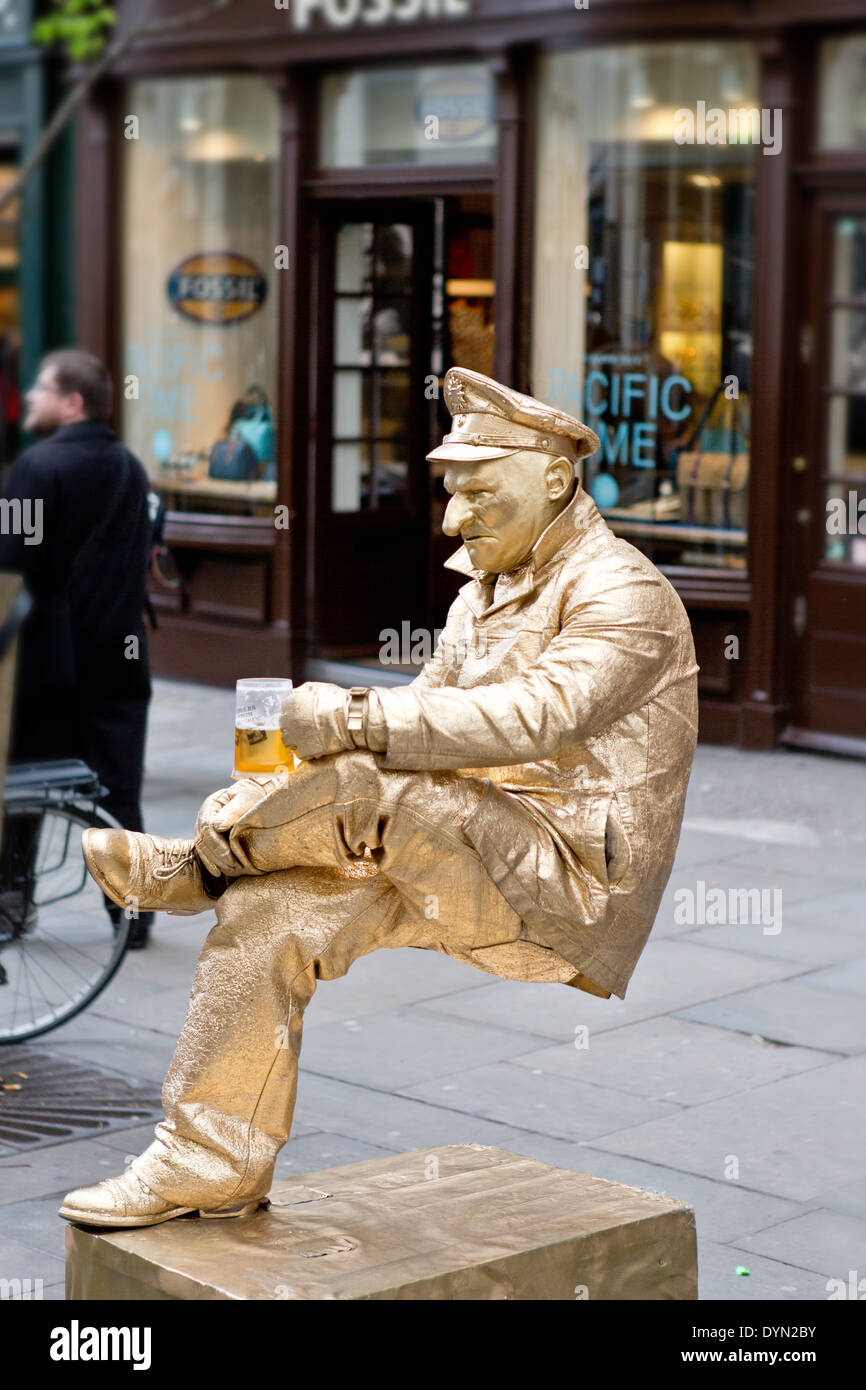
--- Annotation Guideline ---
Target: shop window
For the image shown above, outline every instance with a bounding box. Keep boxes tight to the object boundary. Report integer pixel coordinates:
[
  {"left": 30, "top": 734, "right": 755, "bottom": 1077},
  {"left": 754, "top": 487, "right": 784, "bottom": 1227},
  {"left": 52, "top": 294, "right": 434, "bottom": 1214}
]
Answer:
[
  {"left": 121, "top": 76, "right": 279, "bottom": 518},
  {"left": 318, "top": 63, "right": 496, "bottom": 167},
  {"left": 533, "top": 42, "right": 758, "bottom": 570},
  {"left": 818, "top": 35, "right": 866, "bottom": 149}
]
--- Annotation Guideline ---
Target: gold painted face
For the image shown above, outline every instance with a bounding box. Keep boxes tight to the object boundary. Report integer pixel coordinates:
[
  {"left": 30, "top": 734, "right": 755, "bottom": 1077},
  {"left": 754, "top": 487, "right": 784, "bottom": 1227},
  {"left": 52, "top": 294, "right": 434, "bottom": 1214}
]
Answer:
[{"left": 441, "top": 449, "right": 574, "bottom": 575}]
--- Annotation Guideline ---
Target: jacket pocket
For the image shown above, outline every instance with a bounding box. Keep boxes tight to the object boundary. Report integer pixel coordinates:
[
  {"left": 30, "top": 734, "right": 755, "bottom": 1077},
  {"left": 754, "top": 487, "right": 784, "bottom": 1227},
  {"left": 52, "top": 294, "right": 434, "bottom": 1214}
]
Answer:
[
  {"left": 582, "top": 791, "right": 632, "bottom": 891},
  {"left": 604, "top": 792, "right": 632, "bottom": 889}
]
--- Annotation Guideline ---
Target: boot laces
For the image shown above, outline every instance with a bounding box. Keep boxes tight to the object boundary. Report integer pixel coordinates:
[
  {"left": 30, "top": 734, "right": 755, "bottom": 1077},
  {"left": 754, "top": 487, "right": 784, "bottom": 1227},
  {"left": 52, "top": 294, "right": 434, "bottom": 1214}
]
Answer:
[{"left": 152, "top": 842, "right": 197, "bottom": 881}]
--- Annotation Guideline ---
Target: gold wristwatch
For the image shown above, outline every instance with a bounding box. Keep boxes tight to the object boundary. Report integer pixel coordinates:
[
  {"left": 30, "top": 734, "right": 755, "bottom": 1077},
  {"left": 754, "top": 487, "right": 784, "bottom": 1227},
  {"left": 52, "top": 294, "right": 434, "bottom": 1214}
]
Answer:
[{"left": 347, "top": 687, "right": 369, "bottom": 744}]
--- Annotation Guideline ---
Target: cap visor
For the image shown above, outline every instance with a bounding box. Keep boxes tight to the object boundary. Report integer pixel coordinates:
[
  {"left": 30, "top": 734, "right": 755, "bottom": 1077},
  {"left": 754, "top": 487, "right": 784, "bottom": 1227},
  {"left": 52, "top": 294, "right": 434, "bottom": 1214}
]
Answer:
[{"left": 426, "top": 443, "right": 518, "bottom": 463}]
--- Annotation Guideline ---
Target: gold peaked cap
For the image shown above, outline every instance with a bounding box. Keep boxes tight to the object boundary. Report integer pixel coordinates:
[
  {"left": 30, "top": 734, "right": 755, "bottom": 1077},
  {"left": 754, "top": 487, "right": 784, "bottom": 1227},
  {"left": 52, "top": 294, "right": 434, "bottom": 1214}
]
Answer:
[{"left": 427, "top": 366, "right": 601, "bottom": 464}]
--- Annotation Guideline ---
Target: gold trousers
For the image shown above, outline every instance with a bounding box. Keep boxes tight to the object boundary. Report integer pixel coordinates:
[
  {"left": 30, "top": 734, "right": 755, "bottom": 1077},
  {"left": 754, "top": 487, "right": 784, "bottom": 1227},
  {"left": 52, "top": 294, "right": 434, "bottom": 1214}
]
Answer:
[{"left": 132, "top": 752, "right": 580, "bottom": 1208}]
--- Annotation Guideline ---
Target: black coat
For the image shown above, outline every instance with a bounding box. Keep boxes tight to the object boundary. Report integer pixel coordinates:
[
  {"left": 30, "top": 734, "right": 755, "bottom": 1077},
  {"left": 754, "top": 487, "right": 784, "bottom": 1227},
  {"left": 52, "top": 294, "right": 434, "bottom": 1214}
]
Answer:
[{"left": 0, "top": 420, "right": 152, "bottom": 700}]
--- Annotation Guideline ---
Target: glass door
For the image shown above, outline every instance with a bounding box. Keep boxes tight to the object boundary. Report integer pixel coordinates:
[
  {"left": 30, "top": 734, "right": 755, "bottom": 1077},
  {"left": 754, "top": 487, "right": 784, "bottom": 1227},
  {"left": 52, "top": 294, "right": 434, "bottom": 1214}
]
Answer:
[
  {"left": 310, "top": 202, "right": 433, "bottom": 660},
  {"left": 330, "top": 219, "right": 417, "bottom": 515},
  {"left": 428, "top": 193, "right": 495, "bottom": 631}
]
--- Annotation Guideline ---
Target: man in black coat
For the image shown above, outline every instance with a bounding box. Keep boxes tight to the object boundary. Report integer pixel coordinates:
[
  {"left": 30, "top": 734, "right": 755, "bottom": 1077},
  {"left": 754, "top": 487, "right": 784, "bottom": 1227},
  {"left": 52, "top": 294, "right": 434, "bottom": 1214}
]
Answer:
[{"left": 0, "top": 349, "right": 154, "bottom": 947}]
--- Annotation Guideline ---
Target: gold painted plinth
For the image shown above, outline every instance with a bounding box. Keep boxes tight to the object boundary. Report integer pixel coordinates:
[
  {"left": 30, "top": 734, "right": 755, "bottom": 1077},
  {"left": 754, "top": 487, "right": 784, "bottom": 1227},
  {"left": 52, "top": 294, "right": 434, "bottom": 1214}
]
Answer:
[{"left": 65, "top": 1145, "right": 697, "bottom": 1301}]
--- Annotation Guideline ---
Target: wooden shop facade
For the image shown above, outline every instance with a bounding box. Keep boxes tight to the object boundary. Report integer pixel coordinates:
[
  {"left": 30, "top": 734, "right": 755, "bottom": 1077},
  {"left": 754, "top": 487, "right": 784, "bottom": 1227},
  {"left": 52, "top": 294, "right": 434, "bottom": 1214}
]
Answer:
[{"left": 76, "top": 0, "right": 866, "bottom": 753}]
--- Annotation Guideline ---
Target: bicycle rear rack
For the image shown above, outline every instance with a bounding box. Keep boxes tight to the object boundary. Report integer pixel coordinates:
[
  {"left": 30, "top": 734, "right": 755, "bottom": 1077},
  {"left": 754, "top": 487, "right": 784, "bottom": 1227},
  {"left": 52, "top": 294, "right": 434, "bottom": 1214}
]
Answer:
[{"left": 4, "top": 760, "right": 108, "bottom": 807}]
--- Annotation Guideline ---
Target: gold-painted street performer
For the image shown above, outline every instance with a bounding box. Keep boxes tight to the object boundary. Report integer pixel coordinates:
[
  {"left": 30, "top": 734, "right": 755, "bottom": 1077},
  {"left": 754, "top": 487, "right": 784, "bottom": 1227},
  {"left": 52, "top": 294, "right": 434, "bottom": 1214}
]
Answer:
[{"left": 60, "top": 368, "right": 698, "bottom": 1228}]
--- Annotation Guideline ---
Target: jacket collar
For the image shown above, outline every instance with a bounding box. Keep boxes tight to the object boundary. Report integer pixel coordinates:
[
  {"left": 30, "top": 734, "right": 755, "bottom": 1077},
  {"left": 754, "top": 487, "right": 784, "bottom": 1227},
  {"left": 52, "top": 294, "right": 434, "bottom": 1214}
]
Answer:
[
  {"left": 50, "top": 420, "right": 116, "bottom": 446},
  {"left": 443, "top": 482, "right": 603, "bottom": 585}
]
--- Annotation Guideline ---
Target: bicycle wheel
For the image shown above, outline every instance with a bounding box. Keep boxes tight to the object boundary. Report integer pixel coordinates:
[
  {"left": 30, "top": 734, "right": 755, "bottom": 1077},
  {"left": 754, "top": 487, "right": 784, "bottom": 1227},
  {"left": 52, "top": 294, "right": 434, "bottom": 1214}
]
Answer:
[{"left": 0, "top": 802, "right": 132, "bottom": 1043}]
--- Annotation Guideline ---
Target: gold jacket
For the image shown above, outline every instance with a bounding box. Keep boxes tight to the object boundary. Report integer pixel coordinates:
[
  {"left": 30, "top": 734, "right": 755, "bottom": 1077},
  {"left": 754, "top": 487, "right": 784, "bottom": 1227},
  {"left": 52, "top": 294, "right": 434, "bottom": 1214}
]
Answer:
[{"left": 372, "top": 484, "right": 699, "bottom": 999}]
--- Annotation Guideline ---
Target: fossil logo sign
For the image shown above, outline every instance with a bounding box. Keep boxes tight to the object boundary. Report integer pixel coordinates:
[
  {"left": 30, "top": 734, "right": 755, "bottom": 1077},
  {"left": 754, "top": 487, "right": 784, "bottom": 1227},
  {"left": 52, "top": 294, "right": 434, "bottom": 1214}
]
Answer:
[
  {"left": 167, "top": 253, "right": 267, "bottom": 325},
  {"left": 285, "top": 0, "right": 471, "bottom": 28}
]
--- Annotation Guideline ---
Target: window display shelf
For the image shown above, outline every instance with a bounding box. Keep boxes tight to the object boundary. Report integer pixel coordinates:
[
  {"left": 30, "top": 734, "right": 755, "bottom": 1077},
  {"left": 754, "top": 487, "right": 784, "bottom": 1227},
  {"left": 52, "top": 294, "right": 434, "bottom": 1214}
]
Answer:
[
  {"left": 605, "top": 513, "right": 747, "bottom": 547},
  {"left": 155, "top": 475, "right": 277, "bottom": 519}
]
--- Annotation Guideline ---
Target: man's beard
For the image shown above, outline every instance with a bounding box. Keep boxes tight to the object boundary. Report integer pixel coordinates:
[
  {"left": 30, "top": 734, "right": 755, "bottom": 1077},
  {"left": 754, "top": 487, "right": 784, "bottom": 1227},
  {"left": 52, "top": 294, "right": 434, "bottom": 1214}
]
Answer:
[{"left": 25, "top": 414, "right": 58, "bottom": 437}]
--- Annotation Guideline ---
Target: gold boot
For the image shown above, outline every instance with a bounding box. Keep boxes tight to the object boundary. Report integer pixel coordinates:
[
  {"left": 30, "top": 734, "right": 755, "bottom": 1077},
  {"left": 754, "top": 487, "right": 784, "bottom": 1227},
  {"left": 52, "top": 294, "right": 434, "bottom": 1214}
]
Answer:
[
  {"left": 82, "top": 831, "right": 218, "bottom": 916},
  {"left": 59, "top": 1168, "right": 268, "bottom": 1228}
]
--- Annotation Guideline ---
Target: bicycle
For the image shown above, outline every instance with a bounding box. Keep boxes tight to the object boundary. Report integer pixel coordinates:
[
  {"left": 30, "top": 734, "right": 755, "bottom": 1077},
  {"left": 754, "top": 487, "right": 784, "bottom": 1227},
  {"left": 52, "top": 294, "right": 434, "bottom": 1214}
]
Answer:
[{"left": 0, "top": 759, "right": 131, "bottom": 1043}]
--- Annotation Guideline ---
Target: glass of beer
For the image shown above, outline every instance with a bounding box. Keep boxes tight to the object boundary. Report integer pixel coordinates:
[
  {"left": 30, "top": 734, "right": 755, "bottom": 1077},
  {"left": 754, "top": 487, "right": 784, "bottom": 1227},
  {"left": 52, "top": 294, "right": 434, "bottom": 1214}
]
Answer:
[{"left": 233, "top": 678, "right": 298, "bottom": 779}]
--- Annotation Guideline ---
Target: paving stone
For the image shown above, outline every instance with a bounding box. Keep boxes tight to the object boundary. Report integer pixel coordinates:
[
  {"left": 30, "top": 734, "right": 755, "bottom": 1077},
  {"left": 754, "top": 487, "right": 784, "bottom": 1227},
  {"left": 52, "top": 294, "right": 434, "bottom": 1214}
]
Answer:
[
  {"left": 302, "top": 947, "right": 486, "bottom": 1027},
  {"left": 667, "top": 828, "right": 758, "bottom": 870},
  {"left": 0, "top": 1136, "right": 169, "bottom": 1206},
  {"left": 676, "top": 980, "right": 866, "bottom": 1055},
  {"left": 398, "top": 1060, "right": 678, "bottom": 1142},
  {"left": 595, "top": 1055, "right": 866, "bottom": 1203},
  {"left": 513, "top": 1016, "right": 831, "bottom": 1107},
  {"left": 781, "top": 887, "right": 866, "bottom": 936},
  {"left": 808, "top": 1179, "right": 866, "bottom": 1224},
  {"left": 0, "top": 1237, "right": 65, "bottom": 1288},
  {"left": 300, "top": 1005, "right": 550, "bottom": 1090},
  {"left": 418, "top": 941, "right": 803, "bottom": 1040},
  {"left": 682, "top": 742, "right": 863, "bottom": 840},
  {"left": 697, "top": 1240, "right": 829, "bottom": 1301},
  {"left": 54, "top": 1037, "right": 177, "bottom": 1086},
  {"left": 798, "top": 958, "right": 866, "bottom": 997},
  {"left": 51, "top": 999, "right": 173, "bottom": 1044},
  {"left": 682, "top": 815, "right": 819, "bottom": 850},
  {"left": 539, "top": 1144, "right": 806, "bottom": 1244},
  {"left": 0, "top": 1193, "right": 68, "bottom": 1262},
  {"left": 732, "top": 1208, "right": 866, "bottom": 1281},
  {"left": 293, "top": 1070, "right": 612, "bottom": 1156},
  {"left": 47, "top": 1014, "right": 178, "bottom": 1084},
  {"left": 90, "top": 985, "right": 199, "bottom": 1035},
  {"left": 723, "top": 845, "right": 866, "bottom": 886},
  {"left": 686, "top": 921, "right": 865, "bottom": 968},
  {"left": 275, "top": 1132, "right": 397, "bottom": 1178},
  {"left": 97, "top": 922, "right": 214, "bottom": 989}
]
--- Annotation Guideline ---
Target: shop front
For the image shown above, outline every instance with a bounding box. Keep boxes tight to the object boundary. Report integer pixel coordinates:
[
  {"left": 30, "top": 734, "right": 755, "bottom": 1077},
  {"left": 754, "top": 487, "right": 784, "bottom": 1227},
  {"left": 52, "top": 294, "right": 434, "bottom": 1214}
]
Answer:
[{"left": 77, "top": 0, "right": 866, "bottom": 752}]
